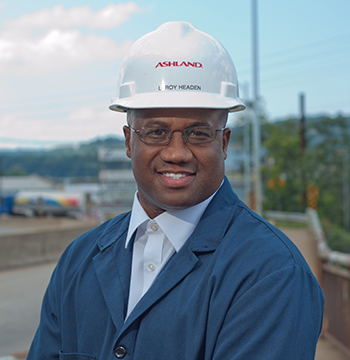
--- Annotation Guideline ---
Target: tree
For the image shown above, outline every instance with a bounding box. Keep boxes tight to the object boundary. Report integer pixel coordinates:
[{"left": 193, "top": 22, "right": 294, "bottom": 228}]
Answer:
[
  {"left": 262, "top": 115, "right": 350, "bottom": 229},
  {"left": 305, "top": 116, "right": 350, "bottom": 226},
  {"left": 4, "top": 167, "right": 28, "bottom": 176},
  {"left": 262, "top": 119, "right": 304, "bottom": 212}
]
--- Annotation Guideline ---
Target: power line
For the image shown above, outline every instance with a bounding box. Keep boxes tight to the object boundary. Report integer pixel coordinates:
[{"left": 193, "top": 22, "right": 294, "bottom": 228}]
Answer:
[
  {"left": 260, "top": 32, "right": 350, "bottom": 60},
  {"left": 261, "top": 60, "right": 350, "bottom": 88},
  {"left": 236, "top": 31, "right": 350, "bottom": 72}
]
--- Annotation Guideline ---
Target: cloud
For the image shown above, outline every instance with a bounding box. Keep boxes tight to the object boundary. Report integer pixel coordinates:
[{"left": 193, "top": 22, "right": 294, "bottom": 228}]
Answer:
[
  {"left": 4, "top": 3, "right": 139, "bottom": 31},
  {"left": 0, "top": 105, "right": 127, "bottom": 142},
  {"left": 0, "top": 3, "right": 139, "bottom": 75},
  {"left": 0, "top": 31, "right": 133, "bottom": 75}
]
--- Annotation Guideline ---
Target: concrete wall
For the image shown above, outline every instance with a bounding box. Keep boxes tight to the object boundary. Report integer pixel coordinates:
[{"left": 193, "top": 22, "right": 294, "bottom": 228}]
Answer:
[{"left": 0, "top": 222, "right": 97, "bottom": 270}]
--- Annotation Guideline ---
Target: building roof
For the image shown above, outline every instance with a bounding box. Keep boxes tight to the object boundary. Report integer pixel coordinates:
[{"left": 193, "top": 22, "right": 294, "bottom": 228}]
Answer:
[{"left": 0, "top": 174, "right": 55, "bottom": 196}]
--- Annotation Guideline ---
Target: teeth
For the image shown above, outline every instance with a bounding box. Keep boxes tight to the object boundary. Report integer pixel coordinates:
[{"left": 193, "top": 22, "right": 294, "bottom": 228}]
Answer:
[{"left": 163, "top": 172, "right": 188, "bottom": 179}]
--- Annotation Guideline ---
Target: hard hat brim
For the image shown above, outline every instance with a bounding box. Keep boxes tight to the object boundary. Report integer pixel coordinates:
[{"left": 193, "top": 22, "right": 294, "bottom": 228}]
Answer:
[{"left": 109, "top": 92, "right": 246, "bottom": 113}]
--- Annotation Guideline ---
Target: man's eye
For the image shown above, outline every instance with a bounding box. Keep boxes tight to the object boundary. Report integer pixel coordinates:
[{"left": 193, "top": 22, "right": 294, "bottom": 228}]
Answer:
[
  {"left": 187, "top": 128, "right": 211, "bottom": 138},
  {"left": 146, "top": 128, "right": 168, "bottom": 137}
]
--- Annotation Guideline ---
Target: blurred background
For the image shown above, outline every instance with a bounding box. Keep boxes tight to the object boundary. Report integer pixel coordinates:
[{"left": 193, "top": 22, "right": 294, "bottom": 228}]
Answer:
[{"left": 0, "top": 0, "right": 349, "bottom": 358}]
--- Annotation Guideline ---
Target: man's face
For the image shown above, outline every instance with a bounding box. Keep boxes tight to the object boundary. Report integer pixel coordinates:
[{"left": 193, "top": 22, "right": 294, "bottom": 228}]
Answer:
[{"left": 123, "top": 108, "right": 231, "bottom": 219}]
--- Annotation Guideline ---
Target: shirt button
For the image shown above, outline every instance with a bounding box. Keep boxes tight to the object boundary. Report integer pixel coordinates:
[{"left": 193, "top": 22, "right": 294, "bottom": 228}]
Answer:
[
  {"left": 114, "top": 346, "right": 127, "bottom": 358},
  {"left": 148, "top": 263, "right": 156, "bottom": 271},
  {"left": 150, "top": 223, "right": 158, "bottom": 231}
]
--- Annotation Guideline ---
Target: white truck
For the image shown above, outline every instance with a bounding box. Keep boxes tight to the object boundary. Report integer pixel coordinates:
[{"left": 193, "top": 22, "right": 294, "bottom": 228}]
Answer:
[{"left": 12, "top": 191, "right": 84, "bottom": 217}]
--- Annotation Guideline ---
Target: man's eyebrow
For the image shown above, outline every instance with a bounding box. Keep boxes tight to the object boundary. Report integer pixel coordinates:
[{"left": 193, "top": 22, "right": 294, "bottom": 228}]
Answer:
[
  {"left": 143, "top": 120, "right": 210, "bottom": 127},
  {"left": 187, "top": 121, "right": 210, "bottom": 127},
  {"left": 143, "top": 120, "right": 169, "bottom": 127}
]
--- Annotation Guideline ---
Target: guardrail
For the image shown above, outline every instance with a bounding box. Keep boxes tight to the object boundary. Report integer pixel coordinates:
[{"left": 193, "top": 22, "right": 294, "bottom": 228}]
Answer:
[
  {"left": 264, "top": 210, "right": 308, "bottom": 224},
  {"left": 265, "top": 209, "right": 350, "bottom": 356},
  {"left": 306, "top": 208, "right": 350, "bottom": 356},
  {"left": 0, "top": 219, "right": 97, "bottom": 270},
  {"left": 306, "top": 208, "right": 350, "bottom": 269}
]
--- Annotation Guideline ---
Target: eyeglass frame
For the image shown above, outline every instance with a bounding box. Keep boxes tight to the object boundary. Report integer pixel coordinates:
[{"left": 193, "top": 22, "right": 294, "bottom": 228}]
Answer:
[{"left": 125, "top": 124, "right": 227, "bottom": 145}]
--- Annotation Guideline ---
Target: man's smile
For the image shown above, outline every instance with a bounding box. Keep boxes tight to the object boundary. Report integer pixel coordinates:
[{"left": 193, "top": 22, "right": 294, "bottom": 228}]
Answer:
[{"left": 160, "top": 172, "right": 193, "bottom": 180}]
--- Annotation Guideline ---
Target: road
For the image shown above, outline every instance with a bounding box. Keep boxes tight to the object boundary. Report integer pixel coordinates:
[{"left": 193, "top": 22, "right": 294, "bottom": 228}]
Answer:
[{"left": 0, "top": 262, "right": 56, "bottom": 357}]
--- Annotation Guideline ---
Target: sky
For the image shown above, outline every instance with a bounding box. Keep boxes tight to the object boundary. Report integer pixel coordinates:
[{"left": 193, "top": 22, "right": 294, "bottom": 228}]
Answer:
[{"left": 0, "top": 0, "right": 349, "bottom": 149}]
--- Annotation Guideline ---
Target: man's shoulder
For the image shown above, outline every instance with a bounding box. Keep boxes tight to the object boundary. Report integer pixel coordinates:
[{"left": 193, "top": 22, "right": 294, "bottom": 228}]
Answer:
[
  {"left": 205, "top": 182, "right": 306, "bottom": 267},
  {"left": 224, "top": 201, "right": 312, "bottom": 273}
]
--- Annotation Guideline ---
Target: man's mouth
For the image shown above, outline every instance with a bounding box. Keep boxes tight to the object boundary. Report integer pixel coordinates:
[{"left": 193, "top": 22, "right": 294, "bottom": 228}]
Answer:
[{"left": 161, "top": 172, "right": 191, "bottom": 180}]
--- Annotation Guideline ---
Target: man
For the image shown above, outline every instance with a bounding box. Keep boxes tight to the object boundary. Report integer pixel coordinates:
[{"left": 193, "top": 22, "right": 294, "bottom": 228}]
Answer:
[{"left": 28, "top": 21, "right": 324, "bottom": 359}]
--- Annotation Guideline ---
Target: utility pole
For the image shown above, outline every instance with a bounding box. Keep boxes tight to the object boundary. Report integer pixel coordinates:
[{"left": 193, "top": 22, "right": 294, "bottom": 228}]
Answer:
[
  {"left": 344, "top": 97, "right": 350, "bottom": 232},
  {"left": 343, "top": 147, "right": 349, "bottom": 232},
  {"left": 299, "top": 93, "right": 307, "bottom": 208},
  {"left": 0, "top": 156, "right": 2, "bottom": 198},
  {"left": 251, "top": 0, "right": 262, "bottom": 215},
  {"left": 244, "top": 112, "right": 251, "bottom": 207},
  {"left": 300, "top": 93, "right": 306, "bottom": 155},
  {"left": 241, "top": 82, "right": 251, "bottom": 206}
]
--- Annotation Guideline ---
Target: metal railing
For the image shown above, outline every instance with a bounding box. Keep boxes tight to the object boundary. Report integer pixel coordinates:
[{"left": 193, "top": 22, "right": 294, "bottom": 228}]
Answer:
[
  {"left": 306, "top": 208, "right": 350, "bottom": 356},
  {"left": 307, "top": 208, "right": 350, "bottom": 269},
  {"left": 266, "top": 209, "right": 350, "bottom": 355}
]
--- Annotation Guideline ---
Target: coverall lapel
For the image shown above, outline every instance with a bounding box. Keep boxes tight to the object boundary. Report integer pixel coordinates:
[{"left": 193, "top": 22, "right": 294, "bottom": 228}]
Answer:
[{"left": 93, "top": 213, "right": 132, "bottom": 332}]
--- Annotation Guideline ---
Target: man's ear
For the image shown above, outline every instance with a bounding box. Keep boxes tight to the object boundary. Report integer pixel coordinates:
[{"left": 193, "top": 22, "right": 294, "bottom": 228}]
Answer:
[
  {"left": 123, "top": 125, "right": 132, "bottom": 159},
  {"left": 222, "top": 128, "right": 231, "bottom": 160}
]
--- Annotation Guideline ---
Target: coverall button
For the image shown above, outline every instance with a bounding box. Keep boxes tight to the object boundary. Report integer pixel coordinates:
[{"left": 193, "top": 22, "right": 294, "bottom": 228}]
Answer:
[{"left": 114, "top": 346, "right": 127, "bottom": 358}]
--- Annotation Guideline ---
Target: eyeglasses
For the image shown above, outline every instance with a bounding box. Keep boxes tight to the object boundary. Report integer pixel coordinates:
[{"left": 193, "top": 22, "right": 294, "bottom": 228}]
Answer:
[{"left": 127, "top": 125, "right": 226, "bottom": 145}]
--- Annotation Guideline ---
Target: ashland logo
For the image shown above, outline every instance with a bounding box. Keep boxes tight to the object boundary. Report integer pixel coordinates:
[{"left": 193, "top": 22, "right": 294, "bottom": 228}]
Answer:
[{"left": 155, "top": 61, "right": 203, "bottom": 68}]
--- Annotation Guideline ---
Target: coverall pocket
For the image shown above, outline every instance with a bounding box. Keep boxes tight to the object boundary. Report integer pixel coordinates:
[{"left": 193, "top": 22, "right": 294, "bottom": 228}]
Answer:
[{"left": 59, "top": 350, "right": 97, "bottom": 360}]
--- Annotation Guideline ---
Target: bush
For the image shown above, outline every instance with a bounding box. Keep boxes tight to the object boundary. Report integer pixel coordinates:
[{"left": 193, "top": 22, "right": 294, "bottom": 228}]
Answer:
[{"left": 322, "top": 220, "right": 350, "bottom": 253}]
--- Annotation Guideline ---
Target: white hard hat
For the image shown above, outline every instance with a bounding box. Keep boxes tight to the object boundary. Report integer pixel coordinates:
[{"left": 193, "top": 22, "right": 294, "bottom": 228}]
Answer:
[{"left": 109, "top": 21, "right": 245, "bottom": 113}]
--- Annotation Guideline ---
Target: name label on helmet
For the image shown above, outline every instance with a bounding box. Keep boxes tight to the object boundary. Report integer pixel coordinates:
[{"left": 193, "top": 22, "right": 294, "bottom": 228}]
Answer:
[
  {"left": 158, "top": 84, "right": 202, "bottom": 91},
  {"left": 155, "top": 61, "right": 203, "bottom": 68}
]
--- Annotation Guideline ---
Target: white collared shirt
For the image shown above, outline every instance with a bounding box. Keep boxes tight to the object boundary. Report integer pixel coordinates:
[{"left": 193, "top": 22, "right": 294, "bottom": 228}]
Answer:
[{"left": 125, "top": 189, "right": 218, "bottom": 319}]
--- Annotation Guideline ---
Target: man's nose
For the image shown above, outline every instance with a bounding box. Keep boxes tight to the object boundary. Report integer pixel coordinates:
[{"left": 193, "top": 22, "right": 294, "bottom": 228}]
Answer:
[{"left": 159, "top": 131, "right": 193, "bottom": 163}]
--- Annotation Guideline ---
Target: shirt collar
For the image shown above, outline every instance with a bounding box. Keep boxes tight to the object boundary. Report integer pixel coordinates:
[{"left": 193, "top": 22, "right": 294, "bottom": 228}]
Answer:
[
  {"left": 125, "top": 192, "right": 150, "bottom": 249},
  {"left": 125, "top": 182, "right": 222, "bottom": 251}
]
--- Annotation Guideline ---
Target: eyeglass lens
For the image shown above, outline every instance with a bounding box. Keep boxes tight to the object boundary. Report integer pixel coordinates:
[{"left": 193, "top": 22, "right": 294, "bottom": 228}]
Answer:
[{"left": 138, "top": 126, "right": 218, "bottom": 144}]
